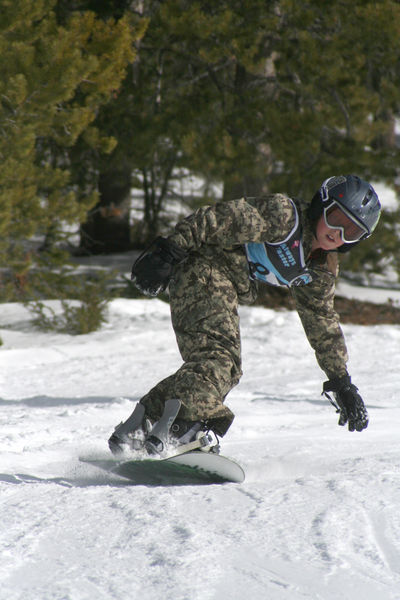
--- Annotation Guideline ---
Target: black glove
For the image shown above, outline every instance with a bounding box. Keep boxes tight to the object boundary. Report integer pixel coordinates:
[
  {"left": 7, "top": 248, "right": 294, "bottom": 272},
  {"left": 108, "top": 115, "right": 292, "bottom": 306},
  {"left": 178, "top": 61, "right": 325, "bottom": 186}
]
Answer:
[
  {"left": 323, "top": 375, "right": 369, "bottom": 432},
  {"left": 131, "top": 236, "right": 187, "bottom": 296}
]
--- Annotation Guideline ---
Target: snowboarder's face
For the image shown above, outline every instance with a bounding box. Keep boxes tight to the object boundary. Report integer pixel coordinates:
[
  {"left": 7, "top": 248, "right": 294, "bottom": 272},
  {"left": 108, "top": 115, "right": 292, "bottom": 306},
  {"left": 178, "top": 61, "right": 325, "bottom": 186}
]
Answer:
[{"left": 314, "top": 215, "right": 345, "bottom": 250}]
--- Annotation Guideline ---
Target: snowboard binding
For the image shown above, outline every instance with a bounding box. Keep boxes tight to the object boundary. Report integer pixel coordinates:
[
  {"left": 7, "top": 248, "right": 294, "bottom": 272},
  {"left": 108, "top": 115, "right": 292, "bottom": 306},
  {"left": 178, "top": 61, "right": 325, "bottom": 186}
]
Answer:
[{"left": 108, "top": 399, "right": 220, "bottom": 458}]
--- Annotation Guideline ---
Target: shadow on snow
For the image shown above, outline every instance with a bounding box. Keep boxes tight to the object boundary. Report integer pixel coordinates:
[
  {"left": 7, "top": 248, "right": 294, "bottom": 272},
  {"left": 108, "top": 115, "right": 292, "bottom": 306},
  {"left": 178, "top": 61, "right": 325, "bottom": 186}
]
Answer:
[{"left": 0, "top": 395, "right": 138, "bottom": 408}]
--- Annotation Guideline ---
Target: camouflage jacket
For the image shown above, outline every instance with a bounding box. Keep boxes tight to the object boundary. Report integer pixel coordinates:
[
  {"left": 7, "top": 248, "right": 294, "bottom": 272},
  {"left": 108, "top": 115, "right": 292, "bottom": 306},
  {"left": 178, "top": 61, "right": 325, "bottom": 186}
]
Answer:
[{"left": 168, "top": 194, "right": 348, "bottom": 379}]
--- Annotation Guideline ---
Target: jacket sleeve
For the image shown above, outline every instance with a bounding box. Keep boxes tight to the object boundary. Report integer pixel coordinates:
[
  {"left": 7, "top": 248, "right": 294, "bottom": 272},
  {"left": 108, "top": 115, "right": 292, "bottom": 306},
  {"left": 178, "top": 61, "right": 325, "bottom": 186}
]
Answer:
[
  {"left": 291, "top": 258, "right": 348, "bottom": 379},
  {"left": 167, "top": 195, "right": 296, "bottom": 250}
]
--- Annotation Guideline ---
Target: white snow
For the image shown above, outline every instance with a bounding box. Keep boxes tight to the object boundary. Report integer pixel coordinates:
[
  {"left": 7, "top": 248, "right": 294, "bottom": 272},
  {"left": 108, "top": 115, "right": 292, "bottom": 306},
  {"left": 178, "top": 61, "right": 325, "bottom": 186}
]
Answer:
[
  {"left": 336, "top": 281, "right": 400, "bottom": 306},
  {"left": 1, "top": 297, "right": 400, "bottom": 600}
]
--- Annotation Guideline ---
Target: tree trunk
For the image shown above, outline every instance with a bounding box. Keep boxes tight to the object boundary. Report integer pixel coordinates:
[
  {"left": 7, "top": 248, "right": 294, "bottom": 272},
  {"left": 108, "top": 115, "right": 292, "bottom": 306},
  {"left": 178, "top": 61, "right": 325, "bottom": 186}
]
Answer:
[
  {"left": 223, "top": 175, "right": 267, "bottom": 201},
  {"left": 80, "top": 167, "right": 132, "bottom": 254}
]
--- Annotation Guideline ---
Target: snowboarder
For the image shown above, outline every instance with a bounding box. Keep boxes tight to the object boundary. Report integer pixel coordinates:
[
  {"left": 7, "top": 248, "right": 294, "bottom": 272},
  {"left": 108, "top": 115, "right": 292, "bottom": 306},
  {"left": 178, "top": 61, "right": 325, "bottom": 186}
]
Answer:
[{"left": 109, "top": 175, "right": 381, "bottom": 456}]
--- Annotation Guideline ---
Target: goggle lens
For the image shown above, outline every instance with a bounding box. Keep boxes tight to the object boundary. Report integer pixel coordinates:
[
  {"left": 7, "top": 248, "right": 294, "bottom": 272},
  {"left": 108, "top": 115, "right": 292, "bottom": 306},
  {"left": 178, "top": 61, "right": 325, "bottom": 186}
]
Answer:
[{"left": 324, "top": 203, "right": 368, "bottom": 243}]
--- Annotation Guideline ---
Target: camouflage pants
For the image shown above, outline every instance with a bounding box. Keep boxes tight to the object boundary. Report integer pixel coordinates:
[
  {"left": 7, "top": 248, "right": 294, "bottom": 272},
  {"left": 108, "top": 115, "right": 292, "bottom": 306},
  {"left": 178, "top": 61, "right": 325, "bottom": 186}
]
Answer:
[{"left": 139, "top": 253, "right": 243, "bottom": 436}]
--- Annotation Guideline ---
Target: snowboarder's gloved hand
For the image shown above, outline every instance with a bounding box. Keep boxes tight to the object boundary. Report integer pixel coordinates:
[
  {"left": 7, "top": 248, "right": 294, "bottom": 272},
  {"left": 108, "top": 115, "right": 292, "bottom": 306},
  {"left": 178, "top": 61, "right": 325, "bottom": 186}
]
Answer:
[
  {"left": 131, "top": 236, "right": 187, "bottom": 296},
  {"left": 323, "top": 375, "right": 369, "bottom": 432}
]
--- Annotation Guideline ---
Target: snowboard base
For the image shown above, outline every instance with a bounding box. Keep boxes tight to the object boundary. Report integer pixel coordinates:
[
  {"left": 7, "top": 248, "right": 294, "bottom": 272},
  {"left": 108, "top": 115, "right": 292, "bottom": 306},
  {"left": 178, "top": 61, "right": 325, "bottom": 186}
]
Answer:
[{"left": 80, "top": 451, "right": 245, "bottom": 486}]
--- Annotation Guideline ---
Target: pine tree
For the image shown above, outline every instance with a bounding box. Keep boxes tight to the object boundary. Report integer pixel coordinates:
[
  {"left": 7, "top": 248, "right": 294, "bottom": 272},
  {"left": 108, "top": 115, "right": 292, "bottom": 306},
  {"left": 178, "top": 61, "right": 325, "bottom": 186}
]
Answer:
[
  {"left": 265, "top": 0, "right": 400, "bottom": 195},
  {"left": 56, "top": 0, "right": 148, "bottom": 253},
  {"left": 0, "top": 0, "right": 140, "bottom": 299},
  {"left": 112, "top": 0, "right": 400, "bottom": 204},
  {"left": 69, "top": 0, "right": 400, "bottom": 280},
  {"left": 142, "top": 0, "right": 400, "bottom": 277},
  {"left": 77, "top": 0, "right": 281, "bottom": 246},
  {"left": 268, "top": 0, "right": 400, "bottom": 278}
]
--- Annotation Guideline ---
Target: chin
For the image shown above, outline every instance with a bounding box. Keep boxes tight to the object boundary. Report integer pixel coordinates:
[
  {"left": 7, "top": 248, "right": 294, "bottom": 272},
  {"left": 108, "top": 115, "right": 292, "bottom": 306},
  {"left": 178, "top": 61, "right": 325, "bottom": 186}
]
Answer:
[{"left": 320, "top": 238, "right": 339, "bottom": 251}]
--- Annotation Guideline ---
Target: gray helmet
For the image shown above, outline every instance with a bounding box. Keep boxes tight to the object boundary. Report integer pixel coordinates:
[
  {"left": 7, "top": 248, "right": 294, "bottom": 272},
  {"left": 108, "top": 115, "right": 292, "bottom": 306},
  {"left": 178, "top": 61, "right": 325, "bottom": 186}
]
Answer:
[{"left": 320, "top": 175, "right": 381, "bottom": 239}]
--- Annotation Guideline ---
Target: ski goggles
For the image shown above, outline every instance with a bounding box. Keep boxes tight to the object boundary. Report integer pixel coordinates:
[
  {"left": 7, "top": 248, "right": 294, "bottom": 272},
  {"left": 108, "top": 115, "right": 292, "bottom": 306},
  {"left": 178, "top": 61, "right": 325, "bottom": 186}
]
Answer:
[{"left": 323, "top": 202, "right": 368, "bottom": 243}]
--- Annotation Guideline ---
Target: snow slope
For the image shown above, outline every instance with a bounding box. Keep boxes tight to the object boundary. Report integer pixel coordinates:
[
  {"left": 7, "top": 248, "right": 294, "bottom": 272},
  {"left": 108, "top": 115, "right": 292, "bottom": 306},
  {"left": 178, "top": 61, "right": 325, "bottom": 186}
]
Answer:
[{"left": 1, "top": 298, "right": 400, "bottom": 600}]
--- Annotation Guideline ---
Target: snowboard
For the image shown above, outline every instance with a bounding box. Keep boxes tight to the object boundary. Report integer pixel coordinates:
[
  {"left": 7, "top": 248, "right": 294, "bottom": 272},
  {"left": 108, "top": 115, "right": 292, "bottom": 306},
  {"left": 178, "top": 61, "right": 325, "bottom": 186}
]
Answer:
[{"left": 81, "top": 451, "right": 245, "bottom": 486}]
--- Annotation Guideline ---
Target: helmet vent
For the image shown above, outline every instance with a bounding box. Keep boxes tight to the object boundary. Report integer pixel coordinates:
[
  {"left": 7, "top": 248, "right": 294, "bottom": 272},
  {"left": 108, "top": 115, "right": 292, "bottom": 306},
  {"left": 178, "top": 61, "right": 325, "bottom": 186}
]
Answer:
[
  {"left": 362, "top": 189, "right": 373, "bottom": 205},
  {"left": 326, "top": 175, "right": 346, "bottom": 190}
]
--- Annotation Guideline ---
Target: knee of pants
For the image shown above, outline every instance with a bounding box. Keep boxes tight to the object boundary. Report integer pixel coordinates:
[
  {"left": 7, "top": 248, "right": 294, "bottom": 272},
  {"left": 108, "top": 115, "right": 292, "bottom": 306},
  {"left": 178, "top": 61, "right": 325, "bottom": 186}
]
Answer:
[{"left": 184, "top": 348, "right": 242, "bottom": 390}]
